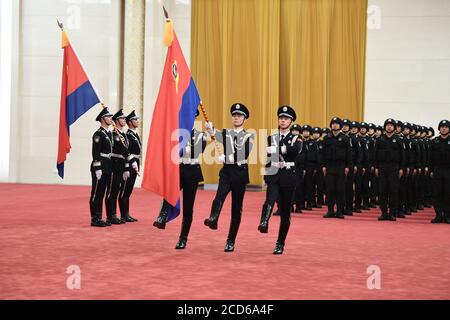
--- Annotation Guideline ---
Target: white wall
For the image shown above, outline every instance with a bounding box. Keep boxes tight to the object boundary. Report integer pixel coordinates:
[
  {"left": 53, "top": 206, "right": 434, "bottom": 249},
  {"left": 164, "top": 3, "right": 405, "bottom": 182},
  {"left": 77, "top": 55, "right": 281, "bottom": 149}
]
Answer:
[
  {"left": 365, "top": 0, "right": 450, "bottom": 130},
  {"left": 13, "top": 0, "right": 121, "bottom": 185}
]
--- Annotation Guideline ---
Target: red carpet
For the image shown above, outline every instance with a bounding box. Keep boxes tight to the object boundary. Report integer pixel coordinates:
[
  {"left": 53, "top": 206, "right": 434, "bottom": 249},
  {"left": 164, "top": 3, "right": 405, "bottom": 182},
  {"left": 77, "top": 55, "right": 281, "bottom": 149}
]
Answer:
[{"left": 0, "top": 183, "right": 449, "bottom": 300}]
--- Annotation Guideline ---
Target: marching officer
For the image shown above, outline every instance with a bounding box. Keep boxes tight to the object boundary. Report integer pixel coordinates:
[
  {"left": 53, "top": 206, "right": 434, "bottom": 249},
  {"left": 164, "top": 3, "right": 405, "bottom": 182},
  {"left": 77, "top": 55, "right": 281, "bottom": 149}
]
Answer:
[
  {"left": 204, "top": 103, "right": 255, "bottom": 252},
  {"left": 105, "top": 109, "right": 134, "bottom": 225},
  {"left": 429, "top": 120, "right": 450, "bottom": 224},
  {"left": 258, "top": 106, "right": 301, "bottom": 254},
  {"left": 374, "top": 118, "right": 405, "bottom": 221},
  {"left": 322, "top": 117, "right": 352, "bottom": 219},
  {"left": 153, "top": 109, "right": 207, "bottom": 248},
  {"left": 367, "top": 123, "right": 378, "bottom": 208},
  {"left": 89, "top": 108, "right": 114, "bottom": 227},
  {"left": 118, "top": 110, "right": 141, "bottom": 223}
]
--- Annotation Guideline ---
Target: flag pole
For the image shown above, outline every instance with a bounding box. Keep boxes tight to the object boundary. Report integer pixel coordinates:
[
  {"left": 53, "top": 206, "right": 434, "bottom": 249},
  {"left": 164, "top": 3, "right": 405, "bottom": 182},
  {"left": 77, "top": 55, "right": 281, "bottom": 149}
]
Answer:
[{"left": 199, "top": 102, "right": 223, "bottom": 157}]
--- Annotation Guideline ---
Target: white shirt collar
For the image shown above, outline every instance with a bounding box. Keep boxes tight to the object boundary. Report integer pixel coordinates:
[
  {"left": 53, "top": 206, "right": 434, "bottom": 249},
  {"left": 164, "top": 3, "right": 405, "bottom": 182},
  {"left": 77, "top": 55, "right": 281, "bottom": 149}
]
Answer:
[{"left": 233, "top": 127, "right": 244, "bottom": 134}]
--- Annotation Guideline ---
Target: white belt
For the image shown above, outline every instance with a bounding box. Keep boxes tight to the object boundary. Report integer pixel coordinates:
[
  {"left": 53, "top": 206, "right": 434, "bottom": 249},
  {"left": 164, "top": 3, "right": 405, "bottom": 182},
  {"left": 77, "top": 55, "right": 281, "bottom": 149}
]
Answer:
[
  {"left": 272, "top": 161, "right": 295, "bottom": 169},
  {"left": 181, "top": 158, "right": 199, "bottom": 165},
  {"left": 100, "top": 153, "right": 111, "bottom": 159},
  {"left": 227, "top": 160, "right": 248, "bottom": 166},
  {"left": 111, "top": 153, "right": 125, "bottom": 159}
]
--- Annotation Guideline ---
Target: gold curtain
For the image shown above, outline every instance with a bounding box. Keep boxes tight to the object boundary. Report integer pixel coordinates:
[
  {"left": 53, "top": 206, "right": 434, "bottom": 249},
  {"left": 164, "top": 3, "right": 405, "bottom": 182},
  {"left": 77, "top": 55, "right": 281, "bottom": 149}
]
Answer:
[{"left": 191, "top": 0, "right": 367, "bottom": 186}]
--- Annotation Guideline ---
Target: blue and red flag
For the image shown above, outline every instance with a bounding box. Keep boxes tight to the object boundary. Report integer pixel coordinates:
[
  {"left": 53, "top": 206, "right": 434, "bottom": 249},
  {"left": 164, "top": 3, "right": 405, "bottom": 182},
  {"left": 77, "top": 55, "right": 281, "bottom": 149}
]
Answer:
[
  {"left": 142, "top": 13, "right": 201, "bottom": 222},
  {"left": 57, "top": 30, "right": 100, "bottom": 178}
]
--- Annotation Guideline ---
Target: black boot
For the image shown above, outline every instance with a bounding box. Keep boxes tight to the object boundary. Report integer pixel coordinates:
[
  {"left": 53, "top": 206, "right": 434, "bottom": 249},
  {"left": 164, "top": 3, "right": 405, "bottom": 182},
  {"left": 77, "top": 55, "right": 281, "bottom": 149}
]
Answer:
[
  {"left": 107, "top": 215, "right": 122, "bottom": 225},
  {"left": 153, "top": 200, "right": 170, "bottom": 229},
  {"left": 175, "top": 237, "right": 187, "bottom": 249},
  {"left": 323, "top": 205, "right": 335, "bottom": 218},
  {"left": 444, "top": 212, "right": 450, "bottom": 224},
  {"left": 273, "top": 242, "right": 284, "bottom": 255},
  {"left": 304, "top": 202, "right": 313, "bottom": 211},
  {"left": 204, "top": 200, "right": 222, "bottom": 230},
  {"left": 378, "top": 210, "right": 388, "bottom": 221},
  {"left": 387, "top": 210, "right": 397, "bottom": 221},
  {"left": 258, "top": 204, "right": 273, "bottom": 233},
  {"left": 336, "top": 206, "right": 345, "bottom": 219},
  {"left": 120, "top": 198, "right": 138, "bottom": 223},
  {"left": 294, "top": 206, "right": 302, "bottom": 213},
  {"left": 176, "top": 217, "right": 192, "bottom": 249},
  {"left": 91, "top": 214, "right": 108, "bottom": 227},
  {"left": 431, "top": 209, "right": 443, "bottom": 223},
  {"left": 224, "top": 240, "right": 235, "bottom": 252}
]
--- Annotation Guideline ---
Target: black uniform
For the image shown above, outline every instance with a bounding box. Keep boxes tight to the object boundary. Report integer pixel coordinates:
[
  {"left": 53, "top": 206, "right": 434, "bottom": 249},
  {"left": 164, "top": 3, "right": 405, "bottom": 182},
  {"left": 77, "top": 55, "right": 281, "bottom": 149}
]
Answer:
[
  {"left": 89, "top": 107, "right": 114, "bottom": 227},
  {"left": 89, "top": 126, "right": 113, "bottom": 226},
  {"left": 314, "top": 133, "right": 326, "bottom": 207},
  {"left": 322, "top": 120, "right": 353, "bottom": 218},
  {"left": 204, "top": 103, "right": 254, "bottom": 252},
  {"left": 374, "top": 123, "right": 405, "bottom": 221},
  {"left": 118, "top": 123, "right": 141, "bottom": 222},
  {"left": 357, "top": 134, "right": 372, "bottom": 210},
  {"left": 409, "top": 129, "right": 422, "bottom": 212},
  {"left": 429, "top": 121, "right": 450, "bottom": 223},
  {"left": 302, "top": 137, "right": 321, "bottom": 209},
  {"left": 293, "top": 133, "right": 306, "bottom": 212},
  {"left": 154, "top": 127, "right": 207, "bottom": 248},
  {"left": 259, "top": 129, "right": 301, "bottom": 251},
  {"left": 345, "top": 132, "right": 362, "bottom": 214}
]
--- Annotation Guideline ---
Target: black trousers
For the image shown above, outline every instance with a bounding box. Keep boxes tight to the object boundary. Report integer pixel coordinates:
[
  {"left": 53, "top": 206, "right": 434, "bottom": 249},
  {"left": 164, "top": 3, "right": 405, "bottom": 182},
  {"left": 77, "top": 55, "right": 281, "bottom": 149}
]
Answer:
[
  {"left": 416, "top": 170, "right": 425, "bottom": 206},
  {"left": 304, "top": 166, "right": 316, "bottom": 204},
  {"left": 179, "top": 176, "right": 200, "bottom": 239},
  {"left": 345, "top": 168, "right": 355, "bottom": 210},
  {"left": 105, "top": 169, "right": 124, "bottom": 219},
  {"left": 406, "top": 172, "right": 415, "bottom": 209},
  {"left": 398, "top": 171, "right": 409, "bottom": 210},
  {"left": 119, "top": 169, "right": 138, "bottom": 218},
  {"left": 325, "top": 165, "right": 346, "bottom": 211},
  {"left": 294, "top": 168, "right": 305, "bottom": 208},
  {"left": 89, "top": 170, "right": 111, "bottom": 220},
  {"left": 264, "top": 182, "right": 295, "bottom": 245},
  {"left": 355, "top": 167, "right": 370, "bottom": 208},
  {"left": 314, "top": 168, "right": 325, "bottom": 204},
  {"left": 368, "top": 169, "right": 378, "bottom": 203},
  {"left": 432, "top": 168, "right": 450, "bottom": 214},
  {"left": 213, "top": 178, "right": 246, "bottom": 243},
  {"left": 378, "top": 164, "right": 400, "bottom": 214}
]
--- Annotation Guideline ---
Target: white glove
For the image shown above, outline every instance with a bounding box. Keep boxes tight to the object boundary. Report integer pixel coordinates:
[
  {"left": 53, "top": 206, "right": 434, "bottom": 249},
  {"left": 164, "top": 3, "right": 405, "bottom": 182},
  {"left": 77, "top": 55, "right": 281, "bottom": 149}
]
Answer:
[
  {"left": 132, "top": 162, "right": 138, "bottom": 171},
  {"left": 218, "top": 154, "right": 226, "bottom": 164},
  {"left": 267, "top": 146, "right": 277, "bottom": 154},
  {"left": 123, "top": 171, "right": 130, "bottom": 181},
  {"left": 205, "top": 122, "right": 215, "bottom": 136},
  {"left": 184, "top": 145, "right": 191, "bottom": 155},
  {"left": 281, "top": 145, "right": 287, "bottom": 154},
  {"left": 95, "top": 170, "right": 102, "bottom": 180}
]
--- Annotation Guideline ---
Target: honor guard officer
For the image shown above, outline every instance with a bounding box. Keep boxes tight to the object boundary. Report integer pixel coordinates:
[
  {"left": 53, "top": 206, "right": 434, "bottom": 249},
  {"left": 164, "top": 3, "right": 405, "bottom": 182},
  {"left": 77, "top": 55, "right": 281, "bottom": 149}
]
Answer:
[
  {"left": 322, "top": 117, "right": 352, "bottom": 219},
  {"left": 374, "top": 118, "right": 405, "bottom": 221},
  {"left": 90, "top": 108, "right": 114, "bottom": 227},
  {"left": 291, "top": 123, "right": 305, "bottom": 213},
  {"left": 118, "top": 110, "right": 141, "bottom": 223},
  {"left": 204, "top": 103, "right": 254, "bottom": 252},
  {"left": 424, "top": 127, "right": 435, "bottom": 207},
  {"left": 313, "top": 127, "right": 325, "bottom": 207},
  {"left": 342, "top": 119, "right": 362, "bottom": 215},
  {"left": 395, "top": 120, "right": 408, "bottom": 218},
  {"left": 429, "top": 120, "right": 450, "bottom": 224},
  {"left": 154, "top": 109, "right": 207, "bottom": 249},
  {"left": 105, "top": 109, "right": 134, "bottom": 225},
  {"left": 258, "top": 106, "right": 301, "bottom": 254},
  {"left": 402, "top": 122, "right": 415, "bottom": 214},
  {"left": 302, "top": 124, "right": 321, "bottom": 210}
]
